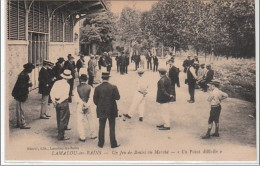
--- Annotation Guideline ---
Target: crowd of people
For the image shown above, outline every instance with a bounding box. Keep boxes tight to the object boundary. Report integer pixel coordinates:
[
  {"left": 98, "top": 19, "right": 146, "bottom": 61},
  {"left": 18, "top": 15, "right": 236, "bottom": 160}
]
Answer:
[{"left": 11, "top": 50, "right": 228, "bottom": 148}]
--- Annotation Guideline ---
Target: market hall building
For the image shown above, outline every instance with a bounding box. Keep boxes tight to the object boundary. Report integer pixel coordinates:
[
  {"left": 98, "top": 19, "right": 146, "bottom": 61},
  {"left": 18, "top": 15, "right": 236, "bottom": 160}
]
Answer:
[{"left": 6, "top": 0, "right": 106, "bottom": 93}]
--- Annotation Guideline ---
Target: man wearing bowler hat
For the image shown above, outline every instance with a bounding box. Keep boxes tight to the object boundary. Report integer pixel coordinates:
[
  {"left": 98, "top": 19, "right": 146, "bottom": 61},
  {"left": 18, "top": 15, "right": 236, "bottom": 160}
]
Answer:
[
  {"left": 12, "top": 63, "right": 35, "bottom": 129},
  {"left": 93, "top": 72, "right": 120, "bottom": 148},
  {"left": 50, "top": 69, "right": 72, "bottom": 140},
  {"left": 156, "top": 67, "right": 174, "bottom": 130},
  {"left": 38, "top": 60, "right": 53, "bottom": 119},
  {"left": 63, "top": 54, "right": 76, "bottom": 102}
]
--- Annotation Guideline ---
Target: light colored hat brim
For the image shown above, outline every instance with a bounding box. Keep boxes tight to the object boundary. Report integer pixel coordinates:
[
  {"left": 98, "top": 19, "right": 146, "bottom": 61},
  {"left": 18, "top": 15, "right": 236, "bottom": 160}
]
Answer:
[{"left": 61, "top": 74, "right": 72, "bottom": 79}]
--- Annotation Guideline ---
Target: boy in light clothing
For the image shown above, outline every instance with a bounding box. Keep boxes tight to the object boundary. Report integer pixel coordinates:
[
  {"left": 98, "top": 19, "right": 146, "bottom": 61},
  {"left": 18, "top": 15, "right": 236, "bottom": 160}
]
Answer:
[{"left": 201, "top": 80, "right": 228, "bottom": 139}]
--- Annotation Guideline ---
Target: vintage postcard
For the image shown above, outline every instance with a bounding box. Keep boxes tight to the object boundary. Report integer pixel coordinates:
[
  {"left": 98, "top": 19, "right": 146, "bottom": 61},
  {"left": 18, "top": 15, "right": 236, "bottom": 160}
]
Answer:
[{"left": 1, "top": 0, "right": 259, "bottom": 165}]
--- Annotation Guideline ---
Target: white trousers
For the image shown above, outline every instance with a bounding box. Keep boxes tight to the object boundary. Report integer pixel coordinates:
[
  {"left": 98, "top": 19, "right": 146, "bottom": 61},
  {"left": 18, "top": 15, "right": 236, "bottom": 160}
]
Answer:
[
  {"left": 159, "top": 103, "right": 170, "bottom": 127},
  {"left": 76, "top": 105, "right": 96, "bottom": 140},
  {"left": 128, "top": 92, "right": 145, "bottom": 118}
]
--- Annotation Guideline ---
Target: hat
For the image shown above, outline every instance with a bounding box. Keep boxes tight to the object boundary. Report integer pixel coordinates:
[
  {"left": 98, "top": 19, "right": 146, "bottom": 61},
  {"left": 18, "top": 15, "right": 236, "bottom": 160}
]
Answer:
[
  {"left": 207, "top": 79, "right": 220, "bottom": 86},
  {"left": 168, "top": 58, "right": 174, "bottom": 62},
  {"left": 101, "top": 72, "right": 110, "bottom": 78},
  {"left": 206, "top": 64, "right": 211, "bottom": 68},
  {"left": 200, "top": 63, "right": 205, "bottom": 67},
  {"left": 61, "top": 69, "right": 73, "bottom": 79},
  {"left": 90, "top": 55, "right": 95, "bottom": 59},
  {"left": 57, "top": 57, "right": 65, "bottom": 63},
  {"left": 67, "top": 54, "right": 74, "bottom": 59},
  {"left": 23, "top": 63, "right": 35, "bottom": 70},
  {"left": 158, "top": 67, "right": 167, "bottom": 73},
  {"left": 79, "top": 74, "right": 88, "bottom": 81},
  {"left": 43, "top": 60, "right": 51, "bottom": 66},
  {"left": 48, "top": 61, "right": 54, "bottom": 66},
  {"left": 137, "top": 68, "right": 145, "bottom": 74}
]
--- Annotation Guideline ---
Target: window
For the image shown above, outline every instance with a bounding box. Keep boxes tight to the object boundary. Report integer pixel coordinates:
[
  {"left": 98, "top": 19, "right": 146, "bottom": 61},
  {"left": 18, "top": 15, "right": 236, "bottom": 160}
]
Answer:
[
  {"left": 7, "top": 0, "right": 26, "bottom": 40},
  {"left": 50, "top": 10, "right": 63, "bottom": 42}
]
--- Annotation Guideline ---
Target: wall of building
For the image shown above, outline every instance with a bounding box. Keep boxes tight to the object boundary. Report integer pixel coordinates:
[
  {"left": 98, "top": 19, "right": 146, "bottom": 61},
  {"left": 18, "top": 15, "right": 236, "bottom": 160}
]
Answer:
[
  {"left": 6, "top": 41, "right": 28, "bottom": 97},
  {"left": 49, "top": 43, "right": 76, "bottom": 62}
]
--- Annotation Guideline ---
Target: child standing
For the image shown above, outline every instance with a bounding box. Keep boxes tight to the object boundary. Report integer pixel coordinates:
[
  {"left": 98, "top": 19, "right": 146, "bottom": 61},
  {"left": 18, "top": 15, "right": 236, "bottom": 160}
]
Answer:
[{"left": 201, "top": 80, "right": 228, "bottom": 139}]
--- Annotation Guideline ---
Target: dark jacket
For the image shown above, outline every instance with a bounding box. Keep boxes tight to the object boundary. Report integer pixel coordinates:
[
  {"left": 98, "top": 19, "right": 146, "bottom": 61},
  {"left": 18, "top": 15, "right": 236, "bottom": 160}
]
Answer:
[
  {"left": 204, "top": 69, "right": 214, "bottom": 82},
  {"left": 93, "top": 82, "right": 120, "bottom": 118},
  {"left": 153, "top": 56, "right": 158, "bottom": 65},
  {"left": 38, "top": 67, "right": 53, "bottom": 95},
  {"left": 64, "top": 60, "right": 76, "bottom": 78},
  {"left": 168, "top": 65, "right": 180, "bottom": 87},
  {"left": 52, "top": 63, "right": 63, "bottom": 80},
  {"left": 187, "top": 67, "right": 196, "bottom": 84},
  {"left": 105, "top": 55, "right": 112, "bottom": 67},
  {"left": 76, "top": 59, "right": 85, "bottom": 72},
  {"left": 183, "top": 59, "right": 191, "bottom": 73},
  {"left": 12, "top": 70, "right": 32, "bottom": 102},
  {"left": 156, "top": 75, "right": 172, "bottom": 103}
]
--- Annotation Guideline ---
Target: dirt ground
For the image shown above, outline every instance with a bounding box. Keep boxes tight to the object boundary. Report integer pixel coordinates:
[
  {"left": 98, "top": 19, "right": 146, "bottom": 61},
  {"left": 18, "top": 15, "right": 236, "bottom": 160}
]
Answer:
[{"left": 6, "top": 58, "right": 257, "bottom": 163}]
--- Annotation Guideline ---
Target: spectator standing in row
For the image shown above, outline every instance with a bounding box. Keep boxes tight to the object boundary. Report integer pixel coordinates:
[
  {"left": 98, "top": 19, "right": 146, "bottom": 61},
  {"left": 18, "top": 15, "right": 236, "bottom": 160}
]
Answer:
[
  {"left": 94, "top": 72, "right": 121, "bottom": 148},
  {"left": 120, "top": 52, "right": 126, "bottom": 75},
  {"left": 52, "top": 57, "right": 65, "bottom": 80},
  {"left": 183, "top": 55, "right": 191, "bottom": 73},
  {"left": 146, "top": 51, "right": 152, "bottom": 70},
  {"left": 76, "top": 54, "right": 85, "bottom": 74},
  {"left": 115, "top": 54, "right": 121, "bottom": 72},
  {"left": 167, "top": 59, "right": 180, "bottom": 101},
  {"left": 38, "top": 60, "right": 53, "bottom": 119},
  {"left": 153, "top": 55, "right": 159, "bottom": 72},
  {"left": 186, "top": 59, "right": 197, "bottom": 103},
  {"left": 87, "top": 55, "right": 97, "bottom": 87},
  {"left": 50, "top": 69, "right": 72, "bottom": 140},
  {"left": 63, "top": 54, "right": 76, "bottom": 103},
  {"left": 12, "top": 63, "right": 35, "bottom": 129},
  {"left": 74, "top": 74, "right": 97, "bottom": 142}
]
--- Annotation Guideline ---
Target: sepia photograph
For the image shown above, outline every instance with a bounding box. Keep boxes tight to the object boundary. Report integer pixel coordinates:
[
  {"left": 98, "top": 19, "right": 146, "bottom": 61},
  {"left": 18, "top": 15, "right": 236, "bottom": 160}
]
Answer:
[{"left": 1, "top": 0, "right": 259, "bottom": 165}]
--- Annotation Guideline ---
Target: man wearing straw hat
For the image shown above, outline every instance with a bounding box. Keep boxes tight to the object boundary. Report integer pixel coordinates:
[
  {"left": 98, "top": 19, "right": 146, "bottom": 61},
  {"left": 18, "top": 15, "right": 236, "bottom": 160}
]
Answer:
[
  {"left": 50, "top": 69, "right": 72, "bottom": 140},
  {"left": 93, "top": 72, "right": 120, "bottom": 148},
  {"left": 12, "top": 63, "right": 35, "bottom": 129}
]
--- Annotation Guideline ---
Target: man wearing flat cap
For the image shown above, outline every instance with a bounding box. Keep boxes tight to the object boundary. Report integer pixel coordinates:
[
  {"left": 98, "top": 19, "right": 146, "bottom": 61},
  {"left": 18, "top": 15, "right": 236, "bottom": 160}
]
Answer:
[
  {"left": 12, "top": 63, "right": 35, "bottom": 129},
  {"left": 93, "top": 72, "right": 120, "bottom": 148},
  {"left": 50, "top": 69, "right": 72, "bottom": 140},
  {"left": 38, "top": 60, "right": 54, "bottom": 119},
  {"left": 123, "top": 68, "right": 149, "bottom": 122},
  {"left": 63, "top": 54, "right": 76, "bottom": 102},
  {"left": 156, "top": 67, "right": 174, "bottom": 130}
]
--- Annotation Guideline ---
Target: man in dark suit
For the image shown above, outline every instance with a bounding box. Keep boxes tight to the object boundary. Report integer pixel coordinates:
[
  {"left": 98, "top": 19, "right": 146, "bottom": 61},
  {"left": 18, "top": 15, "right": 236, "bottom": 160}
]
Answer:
[
  {"left": 182, "top": 55, "right": 191, "bottom": 73},
  {"left": 93, "top": 72, "right": 120, "bottom": 148},
  {"left": 63, "top": 54, "right": 76, "bottom": 102},
  {"left": 115, "top": 54, "right": 121, "bottom": 72},
  {"left": 198, "top": 64, "right": 214, "bottom": 92},
  {"left": 146, "top": 52, "right": 152, "bottom": 70},
  {"left": 53, "top": 57, "right": 65, "bottom": 80},
  {"left": 186, "top": 59, "right": 198, "bottom": 103},
  {"left": 125, "top": 53, "right": 130, "bottom": 74},
  {"left": 156, "top": 67, "right": 174, "bottom": 130},
  {"left": 76, "top": 54, "right": 85, "bottom": 73},
  {"left": 38, "top": 60, "right": 53, "bottom": 119},
  {"left": 153, "top": 55, "right": 159, "bottom": 72},
  {"left": 167, "top": 59, "right": 180, "bottom": 101},
  {"left": 12, "top": 63, "right": 35, "bottom": 129},
  {"left": 120, "top": 52, "right": 126, "bottom": 75}
]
